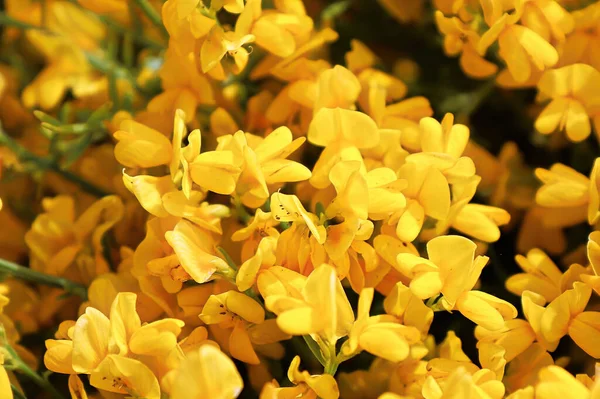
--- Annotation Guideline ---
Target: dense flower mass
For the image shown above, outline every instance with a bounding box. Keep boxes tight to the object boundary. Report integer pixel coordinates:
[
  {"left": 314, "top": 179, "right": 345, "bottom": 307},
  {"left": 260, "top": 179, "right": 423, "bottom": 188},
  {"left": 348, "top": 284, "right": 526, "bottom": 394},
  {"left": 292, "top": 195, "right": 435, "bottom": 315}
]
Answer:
[{"left": 0, "top": 0, "right": 599, "bottom": 398}]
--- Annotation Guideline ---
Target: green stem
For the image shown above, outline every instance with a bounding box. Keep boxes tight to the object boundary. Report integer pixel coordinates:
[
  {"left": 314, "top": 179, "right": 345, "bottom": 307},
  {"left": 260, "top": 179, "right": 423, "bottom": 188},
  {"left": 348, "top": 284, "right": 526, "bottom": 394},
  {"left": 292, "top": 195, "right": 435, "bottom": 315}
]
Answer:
[
  {"left": 217, "top": 247, "right": 238, "bottom": 272},
  {"left": 461, "top": 79, "right": 496, "bottom": 117},
  {"left": 324, "top": 360, "right": 339, "bottom": 375},
  {"left": 302, "top": 335, "right": 326, "bottom": 367},
  {"left": 100, "top": 16, "right": 164, "bottom": 50},
  {"left": 1, "top": 329, "right": 67, "bottom": 399},
  {"left": 11, "top": 385, "right": 27, "bottom": 399},
  {"left": 233, "top": 197, "right": 252, "bottom": 224},
  {"left": 323, "top": 343, "right": 339, "bottom": 375},
  {"left": 133, "top": 0, "right": 169, "bottom": 39},
  {"left": 0, "top": 13, "right": 54, "bottom": 34},
  {"left": 0, "top": 258, "right": 87, "bottom": 300},
  {"left": 0, "top": 127, "right": 110, "bottom": 197}
]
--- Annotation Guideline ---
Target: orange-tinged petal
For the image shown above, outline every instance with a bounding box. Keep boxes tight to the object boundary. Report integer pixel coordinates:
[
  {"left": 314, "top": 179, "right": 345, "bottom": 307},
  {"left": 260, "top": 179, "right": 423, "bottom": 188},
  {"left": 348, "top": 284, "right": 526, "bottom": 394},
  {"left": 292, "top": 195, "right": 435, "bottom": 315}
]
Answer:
[
  {"left": 68, "top": 374, "right": 88, "bottom": 399},
  {"left": 229, "top": 322, "right": 260, "bottom": 364}
]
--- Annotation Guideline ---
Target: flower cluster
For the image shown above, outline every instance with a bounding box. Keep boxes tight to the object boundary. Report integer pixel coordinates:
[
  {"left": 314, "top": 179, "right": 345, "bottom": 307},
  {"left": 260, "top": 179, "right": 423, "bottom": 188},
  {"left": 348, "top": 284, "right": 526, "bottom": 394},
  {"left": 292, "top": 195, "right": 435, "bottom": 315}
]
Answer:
[{"left": 0, "top": 0, "right": 599, "bottom": 398}]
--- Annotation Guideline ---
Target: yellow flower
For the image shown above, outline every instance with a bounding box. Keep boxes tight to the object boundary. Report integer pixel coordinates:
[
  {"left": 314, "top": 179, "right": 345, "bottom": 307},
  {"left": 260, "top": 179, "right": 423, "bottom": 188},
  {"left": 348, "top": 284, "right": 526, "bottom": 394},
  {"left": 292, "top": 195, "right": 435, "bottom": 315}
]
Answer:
[
  {"left": 207, "top": 127, "right": 311, "bottom": 206},
  {"left": 89, "top": 355, "right": 161, "bottom": 398},
  {"left": 114, "top": 120, "right": 173, "bottom": 169},
  {"left": 200, "top": 24, "right": 255, "bottom": 75},
  {"left": 535, "top": 64, "right": 600, "bottom": 142},
  {"left": 422, "top": 365, "right": 505, "bottom": 399},
  {"left": 384, "top": 282, "right": 434, "bottom": 337},
  {"left": 147, "top": 47, "right": 215, "bottom": 121},
  {"left": 396, "top": 235, "right": 517, "bottom": 330},
  {"left": 534, "top": 159, "right": 600, "bottom": 225},
  {"left": 165, "top": 219, "right": 234, "bottom": 284},
  {"left": 535, "top": 365, "right": 598, "bottom": 399},
  {"left": 380, "top": 96, "right": 434, "bottom": 152},
  {"left": 478, "top": 12, "right": 558, "bottom": 83},
  {"left": 341, "top": 288, "right": 421, "bottom": 362},
  {"left": 261, "top": 356, "right": 339, "bottom": 399},
  {"left": 475, "top": 318, "right": 536, "bottom": 362},
  {"left": 435, "top": 11, "right": 498, "bottom": 79},
  {"left": 503, "top": 343, "right": 552, "bottom": 392},
  {"left": 270, "top": 193, "right": 329, "bottom": 274},
  {"left": 25, "top": 195, "right": 124, "bottom": 284},
  {"left": 84, "top": 247, "right": 163, "bottom": 323},
  {"left": 327, "top": 160, "right": 406, "bottom": 222},
  {"left": 519, "top": 0, "right": 574, "bottom": 43},
  {"left": 236, "top": 235, "right": 278, "bottom": 291},
  {"left": 307, "top": 107, "right": 379, "bottom": 189},
  {"left": 261, "top": 263, "right": 354, "bottom": 348},
  {"left": 232, "top": 208, "right": 279, "bottom": 259},
  {"left": 506, "top": 249, "right": 560, "bottom": 300},
  {"left": 45, "top": 292, "right": 183, "bottom": 397},
  {"left": 557, "top": 2, "right": 600, "bottom": 71},
  {"left": 313, "top": 65, "right": 362, "bottom": 112},
  {"left": 235, "top": 0, "right": 315, "bottom": 59},
  {"left": 393, "top": 162, "right": 451, "bottom": 242},
  {"left": 167, "top": 344, "right": 244, "bottom": 399},
  {"left": 10, "top": 1, "right": 106, "bottom": 109},
  {"left": 200, "top": 290, "right": 282, "bottom": 364},
  {"left": 521, "top": 282, "right": 593, "bottom": 354}
]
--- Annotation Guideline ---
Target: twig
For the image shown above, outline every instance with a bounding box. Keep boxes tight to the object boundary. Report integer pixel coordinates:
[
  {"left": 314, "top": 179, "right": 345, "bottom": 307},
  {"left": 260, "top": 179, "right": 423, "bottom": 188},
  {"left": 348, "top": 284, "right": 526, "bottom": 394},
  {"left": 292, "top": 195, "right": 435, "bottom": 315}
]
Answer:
[
  {"left": 0, "top": 258, "right": 87, "bottom": 300},
  {"left": 133, "top": 0, "right": 169, "bottom": 39},
  {"left": 0, "top": 127, "right": 110, "bottom": 197}
]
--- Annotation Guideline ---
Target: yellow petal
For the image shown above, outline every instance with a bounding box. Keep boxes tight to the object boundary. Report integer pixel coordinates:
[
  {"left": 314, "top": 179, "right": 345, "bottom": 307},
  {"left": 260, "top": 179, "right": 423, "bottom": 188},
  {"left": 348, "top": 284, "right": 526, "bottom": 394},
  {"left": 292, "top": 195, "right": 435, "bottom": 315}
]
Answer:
[
  {"left": 129, "top": 319, "right": 185, "bottom": 356},
  {"left": 90, "top": 355, "right": 161, "bottom": 399},
  {"left": 308, "top": 107, "right": 379, "bottom": 148},
  {"left": 396, "top": 200, "right": 425, "bottom": 242},
  {"left": 536, "top": 366, "right": 589, "bottom": 399},
  {"left": 122, "top": 173, "right": 175, "bottom": 217},
  {"left": 314, "top": 65, "right": 361, "bottom": 112},
  {"left": 68, "top": 374, "right": 88, "bottom": 399},
  {"left": 114, "top": 120, "right": 172, "bottom": 168},
  {"left": 44, "top": 339, "right": 75, "bottom": 374},
  {"left": 189, "top": 151, "right": 241, "bottom": 194},
  {"left": 170, "top": 345, "right": 243, "bottom": 399},
  {"left": 568, "top": 311, "right": 600, "bottom": 358},
  {"left": 109, "top": 292, "right": 141, "bottom": 356},
  {"left": 72, "top": 307, "right": 110, "bottom": 373},
  {"left": 229, "top": 322, "right": 260, "bottom": 364},
  {"left": 226, "top": 290, "right": 266, "bottom": 324},
  {"left": 359, "top": 325, "right": 411, "bottom": 362},
  {"left": 165, "top": 220, "right": 230, "bottom": 283},
  {"left": 457, "top": 291, "right": 517, "bottom": 331}
]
